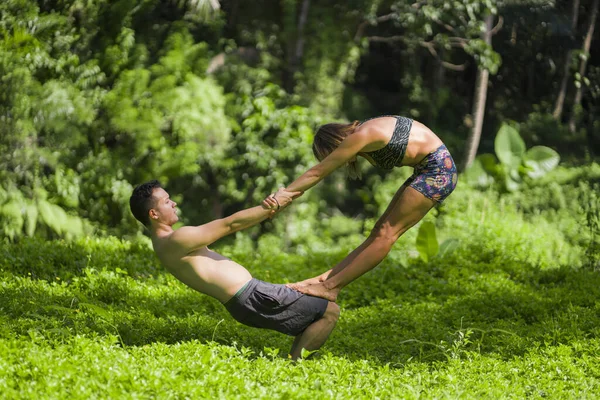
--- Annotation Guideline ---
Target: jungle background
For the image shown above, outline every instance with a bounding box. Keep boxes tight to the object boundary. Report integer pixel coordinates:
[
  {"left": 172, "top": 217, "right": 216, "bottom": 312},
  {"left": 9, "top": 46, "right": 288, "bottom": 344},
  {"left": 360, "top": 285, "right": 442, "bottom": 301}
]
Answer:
[
  {"left": 2, "top": 1, "right": 600, "bottom": 397},
  {"left": 1, "top": 0, "right": 598, "bottom": 240}
]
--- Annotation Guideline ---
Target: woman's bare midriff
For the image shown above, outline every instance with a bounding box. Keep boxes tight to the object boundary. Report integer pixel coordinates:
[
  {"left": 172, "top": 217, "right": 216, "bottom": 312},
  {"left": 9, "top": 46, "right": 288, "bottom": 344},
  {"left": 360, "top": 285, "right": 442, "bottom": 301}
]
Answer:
[{"left": 401, "top": 120, "right": 444, "bottom": 166}]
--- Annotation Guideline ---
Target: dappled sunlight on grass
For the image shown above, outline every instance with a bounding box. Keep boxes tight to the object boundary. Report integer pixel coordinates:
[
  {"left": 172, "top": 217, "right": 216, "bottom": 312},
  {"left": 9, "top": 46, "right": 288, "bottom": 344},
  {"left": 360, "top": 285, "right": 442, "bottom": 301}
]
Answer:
[{"left": 2, "top": 170, "right": 600, "bottom": 396}]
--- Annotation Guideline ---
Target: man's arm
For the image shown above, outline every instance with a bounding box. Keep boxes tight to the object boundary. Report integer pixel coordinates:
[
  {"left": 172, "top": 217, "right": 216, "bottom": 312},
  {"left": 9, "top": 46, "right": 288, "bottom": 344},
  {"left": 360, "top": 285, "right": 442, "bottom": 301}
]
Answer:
[{"left": 171, "top": 205, "right": 274, "bottom": 252}]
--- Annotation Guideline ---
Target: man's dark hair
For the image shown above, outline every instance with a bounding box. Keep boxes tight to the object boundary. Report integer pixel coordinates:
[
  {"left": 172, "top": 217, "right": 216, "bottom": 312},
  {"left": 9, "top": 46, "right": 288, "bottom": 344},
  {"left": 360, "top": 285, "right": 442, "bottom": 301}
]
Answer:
[{"left": 130, "top": 180, "right": 162, "bottom": 227}]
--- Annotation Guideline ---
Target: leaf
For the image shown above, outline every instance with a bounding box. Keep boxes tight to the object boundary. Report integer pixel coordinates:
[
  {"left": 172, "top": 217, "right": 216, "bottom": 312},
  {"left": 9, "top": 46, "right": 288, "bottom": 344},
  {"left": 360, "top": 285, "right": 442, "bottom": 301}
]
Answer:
[
  {"left": 463, "top": 156, "right": 494, "bottom": 188},
  {"left": 462, "top": 162, "right": 486, "bottom": 187},
  {"left": 438, "top": 238, "right": 459, "bottom": 258},
  {"left": 509, "top": 167, "right": 521, "bottom": 182},
  {"left": 524, "top": 146, "right": 560, "bottom": 179},
  {"left": 416, "top": 221, "right": 439, "bottom": 262},
  {"left": 495, "top": 124, "right": 525, "bottom": 169},
  {"left": 43, "top": 305, "right": 76, "bottom": 314},
  {"left": 37, "top": 200, "right": 80, "bottom": 237},
  {"left": 24, "top": 204, "right": 38, "bottom": 237},
  {"left": 505, "top": 175, "right": 520, "bottom": 192},
  {"left": 37, "top": 200, "right": 60, "bottom": 235},
  {"left": 300, "top": 348, "right": 319, "bottom": 359},
  {"left": 80, "top": 302, "right": 113, "bottom": 322},
  {"left": 478, "top": 154, "right": 500, "bottom": 175},
  {"left": 0, "top": 201, "right": 25, "bottom": 239}
]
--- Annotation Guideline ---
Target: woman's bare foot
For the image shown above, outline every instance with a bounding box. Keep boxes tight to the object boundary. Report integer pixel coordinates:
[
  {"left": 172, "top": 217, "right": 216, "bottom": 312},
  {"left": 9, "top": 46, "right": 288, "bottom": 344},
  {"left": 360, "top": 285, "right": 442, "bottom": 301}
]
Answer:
[
  {"left": 286, "top": 281, "right": 308, "bottom": 289},
  {"left": 286, "top": 276, "right": 321, "bottom": 289},
  {"left": 288, "top": 282, "right": 339, "bottom": 302}
]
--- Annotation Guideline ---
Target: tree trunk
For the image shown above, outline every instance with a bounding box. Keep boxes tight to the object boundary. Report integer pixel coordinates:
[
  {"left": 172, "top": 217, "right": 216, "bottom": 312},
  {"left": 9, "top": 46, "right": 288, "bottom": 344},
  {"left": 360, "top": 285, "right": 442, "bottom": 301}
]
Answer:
[
  {"left": 569, "top": 0, "right": 599, "bottom": 133},
  {"left": 462, "top": 14, "right": 494, "bottom": 171},
  {"left": 225, "top": 0, "right": 240, "bottom": 36},
  {"left": 553, "top": 0, "right": 580, "bottom": 120},
  {"left": 434, "top": 48, "right": 446, "bottom": 92},
  {"left": 294, "top": 0, "right": 310, "bottom": 65},
  {"left": 283, "top": 0, "right": 311, "bottom": 93}
]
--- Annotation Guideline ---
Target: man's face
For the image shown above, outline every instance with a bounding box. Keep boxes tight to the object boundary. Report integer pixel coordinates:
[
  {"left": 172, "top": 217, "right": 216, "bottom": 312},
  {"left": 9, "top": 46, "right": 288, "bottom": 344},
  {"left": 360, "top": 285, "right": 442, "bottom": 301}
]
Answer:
[{"left": 149, "top": 188, "right": 179, "bottom": 225}]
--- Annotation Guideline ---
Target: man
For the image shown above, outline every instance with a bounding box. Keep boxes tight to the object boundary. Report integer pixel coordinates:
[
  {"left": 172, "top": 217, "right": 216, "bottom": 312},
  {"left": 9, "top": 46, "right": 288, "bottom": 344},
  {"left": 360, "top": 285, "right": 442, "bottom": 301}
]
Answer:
[{"left": 129, "top": 180, "right": 339, "bottom": 360}]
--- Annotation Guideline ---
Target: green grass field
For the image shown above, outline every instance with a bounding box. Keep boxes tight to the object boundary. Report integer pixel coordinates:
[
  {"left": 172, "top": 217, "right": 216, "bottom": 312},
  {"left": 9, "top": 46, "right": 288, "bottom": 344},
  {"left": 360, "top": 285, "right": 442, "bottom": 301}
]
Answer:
[{"left": 2, "top": 169, "right": 600, "bottom": 398}]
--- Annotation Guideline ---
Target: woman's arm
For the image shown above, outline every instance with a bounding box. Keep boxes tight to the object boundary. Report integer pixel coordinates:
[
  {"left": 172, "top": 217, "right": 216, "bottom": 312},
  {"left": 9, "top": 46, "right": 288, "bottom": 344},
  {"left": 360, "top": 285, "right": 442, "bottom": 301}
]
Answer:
[{"left": 285, "top": 128, "right": 371, "bottom": 194}]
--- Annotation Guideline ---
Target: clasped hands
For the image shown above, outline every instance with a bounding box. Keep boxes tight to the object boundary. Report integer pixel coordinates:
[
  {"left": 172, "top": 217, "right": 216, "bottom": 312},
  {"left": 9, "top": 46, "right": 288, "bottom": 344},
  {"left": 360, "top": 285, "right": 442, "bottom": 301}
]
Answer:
[{"left": 262, "top": 188, "right": 303, "bottom": 214}]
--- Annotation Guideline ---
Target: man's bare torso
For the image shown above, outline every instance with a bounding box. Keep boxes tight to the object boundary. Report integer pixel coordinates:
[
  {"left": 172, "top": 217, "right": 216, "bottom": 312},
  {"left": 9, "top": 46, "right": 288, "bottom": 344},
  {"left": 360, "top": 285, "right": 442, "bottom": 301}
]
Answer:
[{"left": 152, "top": 233, "right": 252, "bottom": 303}]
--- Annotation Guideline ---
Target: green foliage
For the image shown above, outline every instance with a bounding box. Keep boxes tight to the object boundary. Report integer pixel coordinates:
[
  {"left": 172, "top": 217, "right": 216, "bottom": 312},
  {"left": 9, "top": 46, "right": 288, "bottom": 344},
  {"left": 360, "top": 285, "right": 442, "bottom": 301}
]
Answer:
[
  {"left": 1, "top": 0, "right": 597, "bottom": 243},
  {"left": 581, "top": 182, "right": 600, "bottom": 270},
  {"left": 1, "top": 166, "right": 600, "bottom": 397},
  {"left": 416, "top": 221, "right": 439, "bottom": 262},
  {"left": 416, "top": 220, "right": 460, "bottom": 262},
  {"left": 494, "top": 124, "right": 526, "bottom": 168},
  {"left": 392, "top": 0, "right": 502, "bottom": 72},
  {"left": 464, "top": 123, "right": 560, "bottom": 191}
]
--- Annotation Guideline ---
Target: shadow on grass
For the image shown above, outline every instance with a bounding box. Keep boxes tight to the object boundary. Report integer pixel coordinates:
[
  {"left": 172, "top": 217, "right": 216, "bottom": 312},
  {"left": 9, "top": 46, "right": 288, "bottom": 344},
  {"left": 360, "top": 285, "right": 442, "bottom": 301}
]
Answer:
[
  {"left": 3, "top": 262, "right": 600, "bottom": 366},
  {"left": 0, "top": 237, "right": 165, "bottom": 281},
  {"left": 2, "top": 238, "right": 600, "bottom": 365}
]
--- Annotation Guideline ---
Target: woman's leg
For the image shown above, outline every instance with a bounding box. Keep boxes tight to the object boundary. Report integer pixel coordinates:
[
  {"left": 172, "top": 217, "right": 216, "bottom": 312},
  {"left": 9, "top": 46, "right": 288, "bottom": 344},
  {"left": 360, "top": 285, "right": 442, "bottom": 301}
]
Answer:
[
  {"left": 292, "top": 186, "right": 436, "bottom": 301},
  {"left": 290, "top": 182, "right": 412, "bottom": 288}
]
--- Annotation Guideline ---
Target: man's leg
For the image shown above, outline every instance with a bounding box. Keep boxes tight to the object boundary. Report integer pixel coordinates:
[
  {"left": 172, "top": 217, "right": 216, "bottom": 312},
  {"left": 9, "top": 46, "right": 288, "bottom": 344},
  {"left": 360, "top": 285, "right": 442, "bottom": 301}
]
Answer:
[{"left": 289, "top": 301, "right": 340, "bottom": 360}]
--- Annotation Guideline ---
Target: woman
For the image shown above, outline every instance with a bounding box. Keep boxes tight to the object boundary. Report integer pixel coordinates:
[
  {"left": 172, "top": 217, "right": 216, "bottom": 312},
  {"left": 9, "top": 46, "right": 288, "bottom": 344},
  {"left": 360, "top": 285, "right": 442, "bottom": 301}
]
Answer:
[{"left": 264, "top": 115, "right": 457, "bottom": 301}]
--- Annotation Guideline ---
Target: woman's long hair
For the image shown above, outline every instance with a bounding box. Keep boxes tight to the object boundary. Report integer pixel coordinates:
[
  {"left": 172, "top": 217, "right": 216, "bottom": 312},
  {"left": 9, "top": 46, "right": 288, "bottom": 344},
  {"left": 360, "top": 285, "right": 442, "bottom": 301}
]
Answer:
[{"left": 312, "top": 121, "right": 361, "bottom": 179}]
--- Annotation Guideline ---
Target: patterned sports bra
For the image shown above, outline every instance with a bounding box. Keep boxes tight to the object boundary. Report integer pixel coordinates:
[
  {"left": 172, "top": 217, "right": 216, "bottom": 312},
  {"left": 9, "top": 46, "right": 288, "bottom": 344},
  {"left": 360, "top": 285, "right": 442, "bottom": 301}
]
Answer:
[{"left": 362, "top": 115, "right": 413, "bottom": 170}]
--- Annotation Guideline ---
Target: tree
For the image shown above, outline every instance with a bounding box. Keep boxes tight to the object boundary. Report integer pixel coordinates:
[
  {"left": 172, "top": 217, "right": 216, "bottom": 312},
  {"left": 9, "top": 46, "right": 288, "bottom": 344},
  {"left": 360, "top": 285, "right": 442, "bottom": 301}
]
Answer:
[
  {"left": 351, "top": 0, "right": 502, "bottom": 167},
  {"left": 283, "top": 0, "right": 311, "bottom": 93},
  {"left": 463, "top": 14, "right": 495, "bottom": 170},
  {"left": 553, "top": 0, "right": 580, "bottom": 120},
  {"left": 569, "top": 0, "right": 599, "bottom": 133}
]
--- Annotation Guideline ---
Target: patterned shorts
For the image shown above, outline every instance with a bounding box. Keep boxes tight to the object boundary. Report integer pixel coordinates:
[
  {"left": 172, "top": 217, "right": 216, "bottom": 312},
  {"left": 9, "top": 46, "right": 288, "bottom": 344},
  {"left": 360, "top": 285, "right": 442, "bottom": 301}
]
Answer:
[{"left": 406, "top": 144, "right": 457, "bottom": 203}]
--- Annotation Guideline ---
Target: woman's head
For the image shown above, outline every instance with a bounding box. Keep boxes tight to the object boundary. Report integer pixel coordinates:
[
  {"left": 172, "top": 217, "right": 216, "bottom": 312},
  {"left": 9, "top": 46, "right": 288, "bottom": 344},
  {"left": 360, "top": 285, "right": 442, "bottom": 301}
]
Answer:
[{"left": 313, "top": 121, "right": 361, "bottom": 179}]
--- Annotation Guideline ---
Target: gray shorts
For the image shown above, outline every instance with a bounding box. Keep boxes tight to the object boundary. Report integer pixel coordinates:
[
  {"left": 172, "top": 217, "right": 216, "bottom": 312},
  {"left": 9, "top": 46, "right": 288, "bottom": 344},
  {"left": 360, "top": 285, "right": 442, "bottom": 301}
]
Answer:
[{"left": 224, "top": 279, "right": 328, "bottom": 336}]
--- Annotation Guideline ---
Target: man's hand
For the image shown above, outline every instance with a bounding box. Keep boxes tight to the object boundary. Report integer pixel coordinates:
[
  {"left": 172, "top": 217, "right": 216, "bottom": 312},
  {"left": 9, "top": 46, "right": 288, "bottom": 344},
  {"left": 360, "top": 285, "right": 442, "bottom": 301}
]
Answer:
[
  {"left": 262, "top": 196, "right": 279, "bottom": 210},
  {"left": 261, "top": 188, "right": 303, "bottom": 211}
]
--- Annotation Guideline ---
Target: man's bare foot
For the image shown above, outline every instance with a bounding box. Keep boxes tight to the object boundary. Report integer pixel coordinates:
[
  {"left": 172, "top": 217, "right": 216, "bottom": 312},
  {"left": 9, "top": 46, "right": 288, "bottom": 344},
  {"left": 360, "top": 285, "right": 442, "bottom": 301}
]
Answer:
[{"left": 288, "top": 282, "right": 339, "bottom": 302}]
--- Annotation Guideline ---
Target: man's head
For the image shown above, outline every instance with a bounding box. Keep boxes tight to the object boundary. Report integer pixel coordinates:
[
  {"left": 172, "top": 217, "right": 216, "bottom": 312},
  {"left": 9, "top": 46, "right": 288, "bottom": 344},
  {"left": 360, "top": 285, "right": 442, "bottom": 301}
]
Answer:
[{"left": 130, "top": 180, "right": 178, "bottom": 228}]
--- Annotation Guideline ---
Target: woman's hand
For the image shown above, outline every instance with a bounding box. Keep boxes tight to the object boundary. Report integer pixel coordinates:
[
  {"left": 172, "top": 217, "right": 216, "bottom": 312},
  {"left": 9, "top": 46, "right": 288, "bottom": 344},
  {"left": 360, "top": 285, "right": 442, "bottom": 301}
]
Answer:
[
  {"left": 261, "top": 195, "right": 279, "bottom": 210},
  {"left": 261, "top": 188, "right": 303, "bottom": 211},
  {"left": 273, "top": 187, "right": 303, "bottom": 208}
]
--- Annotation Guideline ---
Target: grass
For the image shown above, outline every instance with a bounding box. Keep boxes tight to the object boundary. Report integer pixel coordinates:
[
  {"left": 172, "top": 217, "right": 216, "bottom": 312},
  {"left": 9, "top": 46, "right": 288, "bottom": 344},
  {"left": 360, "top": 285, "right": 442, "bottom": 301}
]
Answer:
[{"left": 2, "top": 170, "right": 600, "bottom": 398}]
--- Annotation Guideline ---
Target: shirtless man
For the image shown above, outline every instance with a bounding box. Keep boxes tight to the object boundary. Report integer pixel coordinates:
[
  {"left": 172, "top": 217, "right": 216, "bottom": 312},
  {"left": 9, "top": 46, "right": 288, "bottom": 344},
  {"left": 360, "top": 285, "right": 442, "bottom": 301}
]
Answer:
[{"left": 129, "top": 180, "right": 340, "bottom": 360}]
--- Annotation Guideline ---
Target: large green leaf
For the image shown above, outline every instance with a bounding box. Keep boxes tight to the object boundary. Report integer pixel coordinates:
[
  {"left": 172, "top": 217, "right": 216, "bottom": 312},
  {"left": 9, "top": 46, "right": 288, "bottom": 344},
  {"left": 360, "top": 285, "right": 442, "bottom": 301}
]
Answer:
[
  {"left": 495, "top": 124, "right": 525, "bottom": 169},
  {"left": 524, "top": 146, "right": 560, "bottom": 179},
  {"left": 24, "top": 204, "right": 38, "bottom": 237},
  {"left": 0, "top": 201, "right": 24, "bottom": 239},
  {"left": 38, "top": 200, "right": 68, "bottom": 235},
  {"left": 416, "top": 221, "right": 439, "bottom": 262},
  {"left": 438, "top": 238, "right": 460, "bottom": 258}
]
